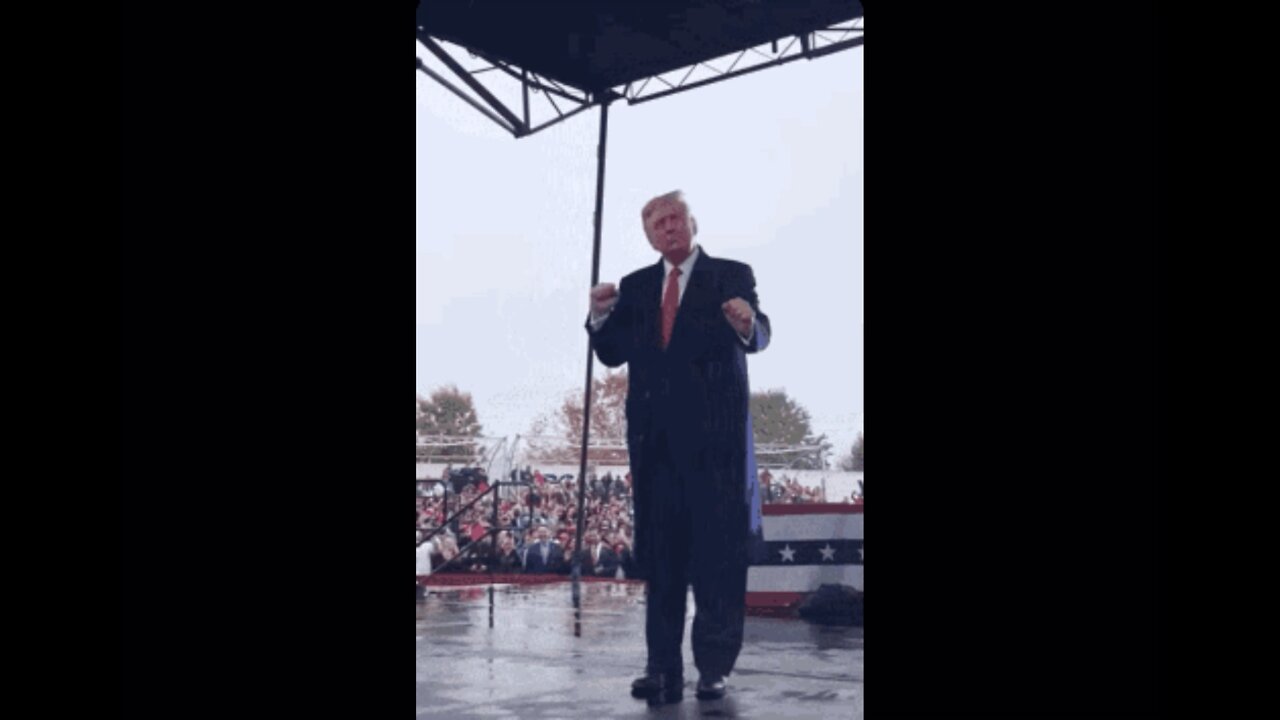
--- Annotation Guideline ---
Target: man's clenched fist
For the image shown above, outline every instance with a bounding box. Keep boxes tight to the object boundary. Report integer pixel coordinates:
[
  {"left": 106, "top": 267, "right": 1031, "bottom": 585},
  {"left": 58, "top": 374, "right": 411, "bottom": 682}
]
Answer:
[
  {"left": 590, "top": 283, "right": 619, "bottom": 318},
  {"left": 721, "top": 297, "right": 754, "bottom": 337}
]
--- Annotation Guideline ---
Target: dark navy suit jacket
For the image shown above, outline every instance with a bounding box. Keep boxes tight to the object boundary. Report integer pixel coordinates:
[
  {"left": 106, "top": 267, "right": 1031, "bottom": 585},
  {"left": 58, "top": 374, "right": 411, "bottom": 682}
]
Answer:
[
  {"left": 523, "top": 540, "right": 564, "bottom": 574},
  {"left": 586, "top": 248, "right": 770, "bottom": 579}
]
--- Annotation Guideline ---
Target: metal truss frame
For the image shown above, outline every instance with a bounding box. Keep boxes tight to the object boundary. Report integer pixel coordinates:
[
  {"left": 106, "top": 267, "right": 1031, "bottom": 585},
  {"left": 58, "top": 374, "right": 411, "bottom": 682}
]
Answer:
[
  {"left": 416, "top": 17, "right": 863, "bottom": 139},
  {"left": 620, "top": 19, "right": 864, "bottom": 106}
]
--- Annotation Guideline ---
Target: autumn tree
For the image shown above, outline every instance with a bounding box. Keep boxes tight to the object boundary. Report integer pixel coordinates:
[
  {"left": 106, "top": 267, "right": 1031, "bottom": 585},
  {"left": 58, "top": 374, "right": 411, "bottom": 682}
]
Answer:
[
  {"left": 527, "top": 369, "right": 629, "bottom": 465},
  {"left": 750, "top": 389, "right": 831, "bottom": 469},
  {"left": 838, "top": 432, "right": 864, "bottom": 471},
  {"left": 416, "top": 385, "right": 483, "bottom": 464}
]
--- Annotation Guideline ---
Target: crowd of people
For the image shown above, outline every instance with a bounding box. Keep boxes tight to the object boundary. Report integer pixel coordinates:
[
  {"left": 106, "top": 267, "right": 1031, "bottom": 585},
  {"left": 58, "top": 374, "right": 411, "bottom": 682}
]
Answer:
[
  {"left": 416, "top": 465, "right": 861, "bottom": 575},
  {"left": 417, "top": 466, "right": 637, "bottom": 576},
  {"left": 760, "top": 469, "right": 865, "bottom": 506}
]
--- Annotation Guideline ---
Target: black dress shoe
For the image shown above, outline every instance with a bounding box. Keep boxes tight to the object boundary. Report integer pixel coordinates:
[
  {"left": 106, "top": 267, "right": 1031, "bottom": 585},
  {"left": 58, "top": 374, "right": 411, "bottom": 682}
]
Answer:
[
  {"left": 630, "top": 673, "right": 683, "bottom": 704},
  {"left": 695, "top": 675, "right": 726, "bottom": 700},
  {"left": 631, "top": 674, "right": 660, "bottom": 696}
]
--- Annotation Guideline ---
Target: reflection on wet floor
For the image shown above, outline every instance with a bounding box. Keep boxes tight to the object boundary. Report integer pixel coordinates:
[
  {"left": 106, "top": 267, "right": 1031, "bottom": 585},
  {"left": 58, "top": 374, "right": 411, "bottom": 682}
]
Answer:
[{"left": 417, "top": 581, "right": 862, "bottom": 719}]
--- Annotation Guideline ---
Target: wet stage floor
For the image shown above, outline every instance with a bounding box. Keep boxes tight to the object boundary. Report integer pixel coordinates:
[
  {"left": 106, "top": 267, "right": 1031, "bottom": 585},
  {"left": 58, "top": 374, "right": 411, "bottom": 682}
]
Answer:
[{"left": 416, "top": 580, "right": 863, "bottom": 719}]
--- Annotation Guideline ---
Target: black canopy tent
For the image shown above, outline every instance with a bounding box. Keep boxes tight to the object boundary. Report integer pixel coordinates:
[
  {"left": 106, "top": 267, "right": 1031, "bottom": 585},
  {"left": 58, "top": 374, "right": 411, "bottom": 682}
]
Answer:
[
  {"left": 416, "top": 1, "right": 864, "bottom": 606},
  {"left": 417, "top": 0, "right": 863, "bottom": 137}
]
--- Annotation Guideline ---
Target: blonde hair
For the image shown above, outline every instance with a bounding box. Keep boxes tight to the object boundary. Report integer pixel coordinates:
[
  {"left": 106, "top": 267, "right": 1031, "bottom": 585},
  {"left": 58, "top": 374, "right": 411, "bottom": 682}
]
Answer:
[{"left": 641, "top": 190, "right": 698, "bottom": 235}]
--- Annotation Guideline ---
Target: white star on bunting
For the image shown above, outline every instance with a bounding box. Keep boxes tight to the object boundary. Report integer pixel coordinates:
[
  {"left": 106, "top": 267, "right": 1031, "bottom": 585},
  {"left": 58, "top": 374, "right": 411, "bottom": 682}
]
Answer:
[
  {"left": 779, "top": 544, "right": 796, "bottom": 562},
  {"left": 819, "top": 544, "right": 836, "bottom": 561}
]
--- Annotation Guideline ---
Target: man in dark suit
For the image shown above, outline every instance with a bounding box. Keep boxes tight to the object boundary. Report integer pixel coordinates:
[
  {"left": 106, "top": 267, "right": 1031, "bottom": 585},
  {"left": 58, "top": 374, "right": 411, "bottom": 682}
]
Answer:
[
  {"left": 521, "top": 524, "right": 564, "bottom": 574},
  {"left": 586, "top": 190, "right": 770, "bottom": 704},
  {"left": 577, "top": 529, "right": 619, "bottom": 577}
]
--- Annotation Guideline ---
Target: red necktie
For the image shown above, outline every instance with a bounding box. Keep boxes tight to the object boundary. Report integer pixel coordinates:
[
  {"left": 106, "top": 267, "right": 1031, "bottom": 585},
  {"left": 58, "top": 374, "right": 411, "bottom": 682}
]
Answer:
[{"left": 661, "top": 267, "right": 681, "bottom": 349}]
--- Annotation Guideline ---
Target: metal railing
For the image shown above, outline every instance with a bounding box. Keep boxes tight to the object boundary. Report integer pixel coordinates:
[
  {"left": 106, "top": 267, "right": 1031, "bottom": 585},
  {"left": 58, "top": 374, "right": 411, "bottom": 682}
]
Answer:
[{"left": 417, "top": 479, "right": 532, "bottom": 575}]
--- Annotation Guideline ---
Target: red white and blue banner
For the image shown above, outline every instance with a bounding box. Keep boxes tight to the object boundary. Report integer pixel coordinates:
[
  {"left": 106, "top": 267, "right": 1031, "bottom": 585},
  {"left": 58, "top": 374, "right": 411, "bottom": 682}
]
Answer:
[{"left": 747, "top": 504, "right": 863, "bottom": 609}]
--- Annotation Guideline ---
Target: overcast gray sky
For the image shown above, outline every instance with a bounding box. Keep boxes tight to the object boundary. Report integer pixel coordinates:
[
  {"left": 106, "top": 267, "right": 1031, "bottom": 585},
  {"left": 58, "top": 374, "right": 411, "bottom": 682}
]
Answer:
[{"left": 416, "top": 43, "right": 863, "bottom": 458}]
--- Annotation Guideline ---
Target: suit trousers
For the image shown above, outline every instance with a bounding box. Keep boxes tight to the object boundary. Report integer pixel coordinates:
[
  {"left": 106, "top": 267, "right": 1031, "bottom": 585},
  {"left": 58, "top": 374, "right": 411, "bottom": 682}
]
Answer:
[{"left": 643, "top": 431, "right": 749, "bottom": 680}]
